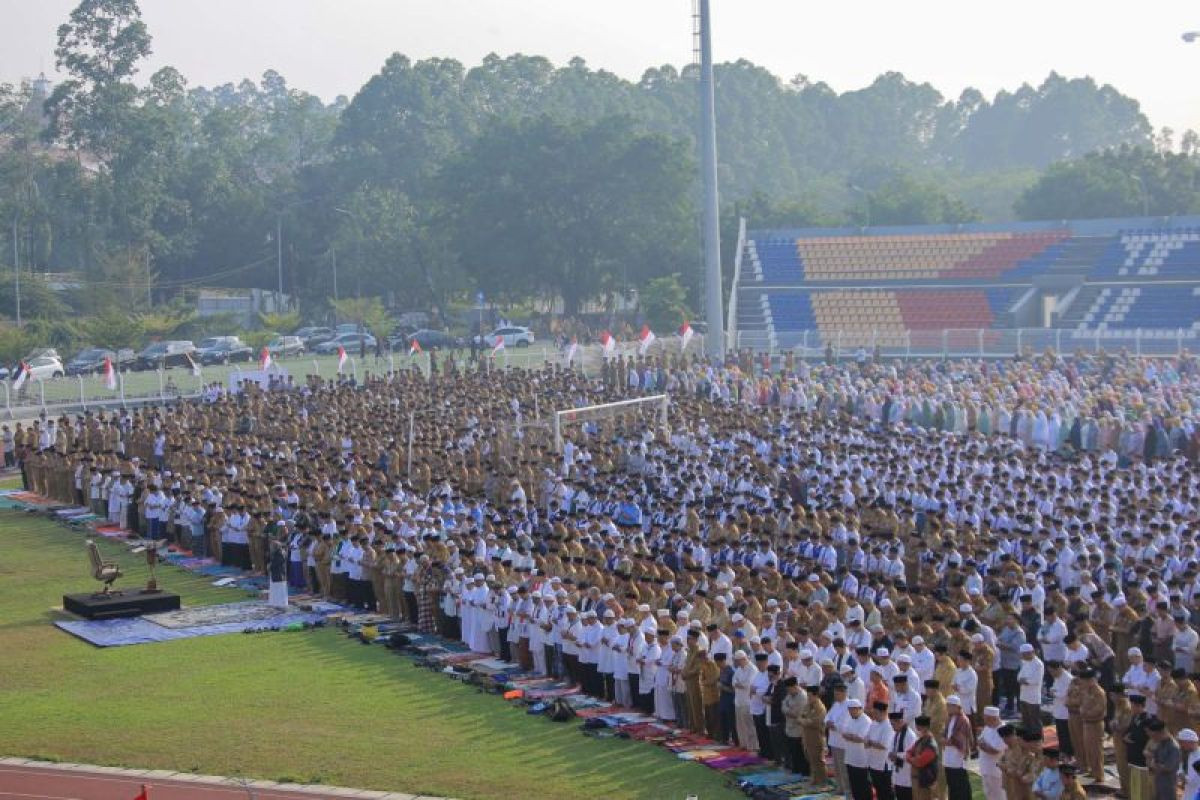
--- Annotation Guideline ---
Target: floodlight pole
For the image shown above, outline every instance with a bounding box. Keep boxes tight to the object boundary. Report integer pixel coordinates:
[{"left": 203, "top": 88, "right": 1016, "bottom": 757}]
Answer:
[{"left": 698, "top": 0, "right": 725, "bottom": 358}]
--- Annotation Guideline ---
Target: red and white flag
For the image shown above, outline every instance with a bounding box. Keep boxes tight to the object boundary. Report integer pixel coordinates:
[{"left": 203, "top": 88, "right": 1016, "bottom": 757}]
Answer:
[
  {"left": 491, "top": 337, "right": 506, "bottom": 357},
  {"left": 336, "top": 345, "right": 348, "bottom": 372},
  {"left": 679, "top": 320, "right": 694, "bottom": 351},
  {"left": 408, "top": 339, "right": 422, "bottom": 357},
  {"left": 11, "top": 360, "right": 29, "bottom": 392},
  {"left": 564, "top": 337, "right": 579, "bottom": 365},
  {"left": 259, "top": 347, "right": 272, "bottom": 371},
  {"left": 599, "top": 331, "right": 615, "bottom": 358},
  {"left": 103, "top": 356, "right": 117, "bottom": 390},
  {"left": 638, "top": 324, "right": 656, "bottom": 356},
  {"left": 132, "top": 785, "right": 149, "bottom": 800}
]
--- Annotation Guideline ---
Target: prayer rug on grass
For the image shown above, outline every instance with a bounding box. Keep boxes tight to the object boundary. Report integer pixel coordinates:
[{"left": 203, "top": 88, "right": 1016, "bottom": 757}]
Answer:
[
  {"left": 56, "top": 606, "right": 328, "bottom": 647},
  {"left": 146, "top": 600, "right": 286, "bottom": 629}
]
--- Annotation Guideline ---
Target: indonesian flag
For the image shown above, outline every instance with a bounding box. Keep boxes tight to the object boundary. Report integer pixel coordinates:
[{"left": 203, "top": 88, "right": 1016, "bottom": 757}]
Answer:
[
  {"left": 599, "top": 331, "right": 615, "bottom": 358},
  {"left": 259, "top": 347, "right": 272, "bottom": 371},
  {"left": 638, "top": 324, "right": 656, "bottom": 355},
  {"left": 679, "top": 320, "right": 694, "bottom": 351},
  {"left": 336, "top": 345, "right": 348, "bottom": 372},
  {"left": 103, "top": 356, "right": 117, "bottom": 390},
  {"left": 132, "top": 785, "right": 149, "bottom": 800},
  {"left": 11, "top": 360, "right": 29, "bottom": 391},
  {"left": 186, "top": 353, "right": 201, "bottom": 377},
  {"left": 491, "top": 337, "right": 506, "bottom": 357},
  {"left": 564, "top": 337, "right": 579, "bottom": 365},
  {"left": 409, "top": 339, "right": 422, "bottom": 357}
]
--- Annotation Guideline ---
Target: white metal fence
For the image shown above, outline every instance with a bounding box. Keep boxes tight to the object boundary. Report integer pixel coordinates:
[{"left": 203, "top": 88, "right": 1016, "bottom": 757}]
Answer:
[{"left": 736, "top": 327, "right": 1198, "bottom": 359}]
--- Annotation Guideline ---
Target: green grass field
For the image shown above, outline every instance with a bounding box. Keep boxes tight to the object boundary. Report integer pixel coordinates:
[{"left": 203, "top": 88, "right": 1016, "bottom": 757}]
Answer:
[{"left": 0, "top": 503, "right": 741, "bottom": 800}]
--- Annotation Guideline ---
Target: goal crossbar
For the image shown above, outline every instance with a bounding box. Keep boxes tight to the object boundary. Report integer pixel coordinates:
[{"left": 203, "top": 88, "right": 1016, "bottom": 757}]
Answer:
[{"left": 553, "top": 394, "right": 668, "bottom": 453}]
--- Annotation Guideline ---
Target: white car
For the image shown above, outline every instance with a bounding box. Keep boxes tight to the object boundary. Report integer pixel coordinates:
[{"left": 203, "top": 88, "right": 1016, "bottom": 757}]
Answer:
[
  {"left": 474, "top": 326, "right": 535, "bottom": 348},
  {"left": 17, "top": 355, "right": 66, "bottom": 381}
]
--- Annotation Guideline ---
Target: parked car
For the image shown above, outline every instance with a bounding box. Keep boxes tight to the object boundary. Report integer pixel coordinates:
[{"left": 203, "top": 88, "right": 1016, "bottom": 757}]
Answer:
[
  {"left": 314, "top": 332, "right": 376, "bottom": 354},
  {"left": 133, "top": 340, "right": 196, "bottom": 371},
  {"left": 294, "top": 326, "right": 335, "bottom": 347},
  {"left": 65, "top": 347, "right": 135, "bottom": 376},
  {"left": 195, "top": 336, "right": 254, "bottom": 365},
  {"left": 473, "top": 325, "right": 535, "bottom": 348},
  {"left": 6, "top": 355, "right": 65, "bottom": 381},
  {"left": 266, "top": 335, "right": 305, "bottom": 357},
  {"left": 392, "top": 329, "right": 461, "bottom": 350}
]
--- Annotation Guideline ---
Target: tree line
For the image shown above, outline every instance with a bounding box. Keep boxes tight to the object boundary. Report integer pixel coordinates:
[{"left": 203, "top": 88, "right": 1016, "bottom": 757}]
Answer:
[{"left": 0, "top": 0, "right": 1193, "bottom": 332}]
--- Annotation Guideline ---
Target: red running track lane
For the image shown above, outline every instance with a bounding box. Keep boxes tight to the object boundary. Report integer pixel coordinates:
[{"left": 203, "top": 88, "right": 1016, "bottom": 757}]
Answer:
[{"left": 0, "top": 765, "right": 363, "bottom": 800}]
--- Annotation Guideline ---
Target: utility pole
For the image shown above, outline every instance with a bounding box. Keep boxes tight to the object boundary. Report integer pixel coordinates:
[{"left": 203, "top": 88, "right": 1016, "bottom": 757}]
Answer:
[
  {"left": 11, "top": 213, "right": 20, "bottom": 327},
  {"left": 698, "top": 0, "right": 725, "bottom": 357},
  {"left": 331, "top": 245, "right": 339, "bottom": 302},
  {"left": 275, "top": 212, "right": 283, "bottom": 311}
]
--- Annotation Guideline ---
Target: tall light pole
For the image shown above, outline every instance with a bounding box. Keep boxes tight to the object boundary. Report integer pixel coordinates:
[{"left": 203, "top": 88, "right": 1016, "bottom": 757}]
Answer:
[
  {"left": 1132, "top": 174, "right": 1150, "bottom": 217},
  {"left": 698, "top": 0, "right": 725, "bottom": 357},
  {"left": 11, "top": 212, "right": 20, "bottom": 327}
]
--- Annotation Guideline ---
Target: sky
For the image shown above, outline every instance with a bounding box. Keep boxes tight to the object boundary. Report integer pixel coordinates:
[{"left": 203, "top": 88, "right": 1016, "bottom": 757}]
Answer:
[{"left": 2, "top": 0, "right": 1199, "bottom": 137}]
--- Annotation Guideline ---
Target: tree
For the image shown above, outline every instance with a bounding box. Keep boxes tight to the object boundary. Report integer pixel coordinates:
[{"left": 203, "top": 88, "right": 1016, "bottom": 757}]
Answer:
[
  {"left": 1015, "top": 145, "right": 1200, "bottom": 220},
  {"left": 440, "top": 115, "right": 695, "bottom": 315},
  {"left": 81, "top": 309, "right": 144, "bottom": 349},
  {"left": 329, "top": 297, "right": 390, "bottom": 339},
  {"left": 850, "top": 172, "right": 981, "bottom": 226},
  {"left": 43, "top": 0, "right": 152, "bottom": 158},
  {"left": 640, "top": 274, "right": 690, "bottom": 332}
]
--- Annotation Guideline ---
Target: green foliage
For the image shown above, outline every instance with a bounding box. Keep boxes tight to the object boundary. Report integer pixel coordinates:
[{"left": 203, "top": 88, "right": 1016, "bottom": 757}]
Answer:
[
  {"left": 258, "top": 310, "right": 300, "bottom": 333},
  {"left": 0, "top": 323, "right": 34, "bottom": 363},
  {"left": 80, "top": 309, "right": 144, "bottom": 349},
  {"left": 851, "top": 172, "right": 982, "bottom": 226},
  {"left": 0, "top": 272, "right": 69, "bottom": 321},
  {"left": 441, "top": 115, "right": 695, "bottom": 314},
  {"left": 329, "top": 297, "right": 390, "bottom": 338},
  {"left": 1014, "top": 145, "right": 1200, "bottom": 220},
  {"left": 640, "top": 274, "right": 690, "bottom": 333},
  {"left": 138, "top": 306, "right": 195, "bottom": 340}
]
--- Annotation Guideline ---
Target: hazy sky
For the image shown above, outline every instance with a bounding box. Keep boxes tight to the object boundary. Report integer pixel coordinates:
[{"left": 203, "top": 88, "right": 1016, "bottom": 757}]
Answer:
[{"left": 3, "top": 0, "right": 1199, "bottom": 136}]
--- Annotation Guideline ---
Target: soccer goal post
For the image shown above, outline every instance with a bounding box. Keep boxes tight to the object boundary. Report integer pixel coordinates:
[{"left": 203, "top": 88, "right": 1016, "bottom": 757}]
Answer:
[{"left": 553, "top": 393, "right": 669, "bottom": 453}]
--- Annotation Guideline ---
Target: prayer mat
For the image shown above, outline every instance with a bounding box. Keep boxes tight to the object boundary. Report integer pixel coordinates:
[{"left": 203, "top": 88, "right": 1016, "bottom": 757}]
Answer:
[
  {"left": 148, "top": 601, "right": 285, "bottom": 629},
  {"left": 56, "top": 608, "right": 328, "bottom": 647},
  {"left": 575, "top": 705, "right": 619, "bottom": 719}
]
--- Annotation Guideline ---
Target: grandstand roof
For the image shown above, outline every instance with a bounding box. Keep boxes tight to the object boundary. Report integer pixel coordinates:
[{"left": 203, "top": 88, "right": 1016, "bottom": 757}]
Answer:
[{"left": 750, "top": 214, "right": 1200, "bottom": 240}]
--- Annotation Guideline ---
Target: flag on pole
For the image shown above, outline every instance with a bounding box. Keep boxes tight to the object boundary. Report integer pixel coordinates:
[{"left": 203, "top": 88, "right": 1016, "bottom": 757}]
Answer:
[
  {"left": 679, "top": 320, "right": 694, "bottom": 352},
  {"left": 186, "top": 353, "right": 201, "bottom": 378},
  {"left": 132, "top": 784, "right": 149, "bottom": 800},
  {"left": 599, "top": 331, "right": 615, "bottom": 358},
  {"left": 103, "top": 356, "right": 117, "bottom": 390},
  {"left": 564, "top": 337, "right": 579, "bottom": 365},
  {"left": 409, "top": 339, "right": 422, "bottom": 357},
  {"left": 11, "top": 360, "right": 29, "bottom": 392},
  {"left": 259, "top": 347, "right": 272, "bottom": 372},
  {"left": 491, "top": 337, "right": 506, "bottom": 357},
  {"left": 637, "top": 324, "right": 656, "bottom": 356},
  {"left": 337, "top": 345, "right": 348, "bottom": 372}
]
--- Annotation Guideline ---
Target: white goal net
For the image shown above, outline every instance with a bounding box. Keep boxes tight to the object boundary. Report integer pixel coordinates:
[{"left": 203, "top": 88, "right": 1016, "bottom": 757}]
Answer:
[{"left": 553, "top": 393, "right": 669, "bottom": 453}]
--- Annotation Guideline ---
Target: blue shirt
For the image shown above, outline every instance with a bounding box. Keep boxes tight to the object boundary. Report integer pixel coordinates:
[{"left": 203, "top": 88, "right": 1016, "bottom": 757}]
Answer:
[{"left": 1032, "top": 767, "right": 1063, "bottom": 800}]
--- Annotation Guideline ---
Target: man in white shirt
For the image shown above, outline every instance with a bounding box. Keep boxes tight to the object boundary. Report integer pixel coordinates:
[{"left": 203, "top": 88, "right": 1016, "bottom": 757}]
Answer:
[
  {"left": 1038, "top": 607, "right": 1067, "bottom": 663},
  {"left": 731, "top": 651, "right": 759, "bottom": 752},
  {"left": 865, "top": 700, "right": 894, "bottom": 800},
  {"left": 888, "top": 712, "right": 916, "bottom": 799},
  {"left": 942, "top": 695, "right": 973, "bottom": 800},
  {"left": 840, "top": 698, "right": 873, "bottom": 800},
  {"left": 890, "top": 673, "right": 923, "bottom": 726},
  {"left": 825, "top": 684, "right": 850, "bottom": 796},
  {"left": 976, "top": 706, "right": 1007, "bottom": 800},
  {"left": 951, "top": 650, "right": 979, "bottom": 721},
  {"left": 1173, "top": 616, "right": 1199, "bottom": 672},
  {"left": 1048, "top": 660, "right": 1074, "bottom": 761},
  {"left": 1016, "top": 644, "right": 1044, "bottom": 734},
  {"left": 1181, "top": 728, "right": 1200, "bottom": 800}
]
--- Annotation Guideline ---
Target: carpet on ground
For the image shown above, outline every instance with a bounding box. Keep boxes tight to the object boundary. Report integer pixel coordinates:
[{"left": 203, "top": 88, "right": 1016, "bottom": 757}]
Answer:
[
  {"left": 148, "top": 600, "right": 286, "bottom": 629},
  {"left": 55, "top": 601, "right": 329, "bottom": 647}
]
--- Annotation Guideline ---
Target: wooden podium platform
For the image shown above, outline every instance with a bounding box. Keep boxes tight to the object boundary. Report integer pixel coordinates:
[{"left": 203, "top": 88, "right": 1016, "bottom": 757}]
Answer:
[{"left": 63, "top": 590, "right": 181, "bottom": 620}]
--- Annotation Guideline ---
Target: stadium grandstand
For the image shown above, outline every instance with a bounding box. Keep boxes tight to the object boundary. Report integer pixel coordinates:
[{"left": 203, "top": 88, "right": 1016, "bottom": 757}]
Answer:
[{"left": 728, "top": 216, "right": 1200, "bottom": 357}]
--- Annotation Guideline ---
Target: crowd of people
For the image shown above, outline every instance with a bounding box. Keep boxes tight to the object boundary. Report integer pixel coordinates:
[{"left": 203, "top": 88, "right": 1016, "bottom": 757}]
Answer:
[{"left": 8, "top": 346, "right": 1200, "bottom": 800}]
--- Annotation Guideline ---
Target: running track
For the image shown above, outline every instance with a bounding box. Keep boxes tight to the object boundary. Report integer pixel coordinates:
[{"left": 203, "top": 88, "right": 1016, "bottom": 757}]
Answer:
[{"left": 0, "top": 762, "right": 442, "bottom": 800}]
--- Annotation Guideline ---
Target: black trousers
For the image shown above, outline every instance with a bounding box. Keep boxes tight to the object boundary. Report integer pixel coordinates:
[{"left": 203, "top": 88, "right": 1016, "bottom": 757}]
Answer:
[
  {"left": 629, "top": 673, "right": 640, "bottom": 702},
  {"left": 769, "top": 723, "right": 787, "bottom": 765},
  {"left": 1055, "top": 717, "right": 1074, "bottom": 756},
  {"left": 602, "top": 672, "right": 614, "bottom": 702},
  {"left": 869, "top": 768, "right": 895, "bottom": 800},
  {"left": 753, "top": 713, "right": 772, "bottom": 758},
  {"left": 946, "top": 766, "right": 971, "bottom": 800},
  {"left": 894, "top": 785, "right": 912, "bottom": 800},
  {"left": 403, "top": 591, "right": 418, "bottom": 622},
  {"left": 497, "top": 627, "right": 510, "bottom": 661},
  {"left": 720, "top": 704, "right": 735, "bottom": 744},
  {"left": 784, "top": 734, "right": 806, "bottom": 774},
  {"left": 847, "top": 765, "right": 872, "bottom": 800},
  {"left": 997, "top": 668, "right": 1018, "bottom": 706}
]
